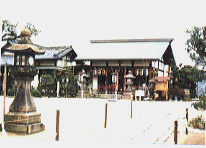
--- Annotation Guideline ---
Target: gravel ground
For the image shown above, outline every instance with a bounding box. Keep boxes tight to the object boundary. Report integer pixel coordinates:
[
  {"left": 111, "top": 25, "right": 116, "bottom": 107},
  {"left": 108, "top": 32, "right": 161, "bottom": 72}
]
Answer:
[{"left": 0, "top": 96, "right": 204, "bottom": 145}]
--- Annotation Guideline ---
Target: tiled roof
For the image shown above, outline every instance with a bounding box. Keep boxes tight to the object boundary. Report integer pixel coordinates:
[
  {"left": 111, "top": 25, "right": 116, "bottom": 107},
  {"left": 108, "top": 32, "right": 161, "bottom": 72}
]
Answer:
[
  {"left": 1, "top": 43, "right": 75, "bottom": 65},
  {"left": 34, "top": 45, "right": 73, "bottom": 60},
  {"left": 76, "top": 38, "right": 174, "bottom": 60}
]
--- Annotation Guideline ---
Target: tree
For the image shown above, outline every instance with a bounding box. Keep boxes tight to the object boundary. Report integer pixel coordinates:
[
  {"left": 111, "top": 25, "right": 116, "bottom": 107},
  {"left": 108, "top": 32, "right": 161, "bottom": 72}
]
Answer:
[
  {"left": 171, "top": 65, "right": 206, "bottom": 97},
  {"left": 186, "top": 26, "right": 206, "bottom": 67},
  {"left": 2, "top": 20, "right": 41, "bottom": 41},
  {"left": 37, "top": 72, "right": 56, "bottom": 97},
  {"left": 24, "top": 22, "right": 41, "bottom": 36},
  {"left": 192, "top": 87, "right": 206, "bottom": 110},
  {"left": 2, "top": 20, "right": 18, "bottom": 34},
  {"left": 54, "top": 67, "right": 78, "bottom": 97}
]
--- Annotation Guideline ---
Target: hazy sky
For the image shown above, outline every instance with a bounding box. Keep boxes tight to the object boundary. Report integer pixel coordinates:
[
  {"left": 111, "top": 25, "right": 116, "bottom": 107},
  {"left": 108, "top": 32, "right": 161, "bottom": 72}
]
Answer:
[{"left": 1, "top": 0, "right": 206, "bottom": 66}]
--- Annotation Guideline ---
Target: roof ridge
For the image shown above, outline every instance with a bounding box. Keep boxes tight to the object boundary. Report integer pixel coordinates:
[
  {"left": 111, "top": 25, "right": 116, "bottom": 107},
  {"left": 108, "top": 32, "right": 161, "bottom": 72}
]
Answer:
[
  {"left": 33, "top": 44, "right": 67, "bottom": 50},
  {"left": 54, "top": 46, "right": 72, "bottom": 57},
  {"left": 90, "top": 38, "right": 174, "bottom": 43}
]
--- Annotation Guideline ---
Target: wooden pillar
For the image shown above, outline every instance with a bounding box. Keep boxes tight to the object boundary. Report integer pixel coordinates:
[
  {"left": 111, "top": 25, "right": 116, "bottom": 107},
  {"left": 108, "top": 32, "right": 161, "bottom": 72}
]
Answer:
[
  {"left": 90, "top": 67, "right": 93, "bottom": 83},
  {"left": 149, "top": 61, "right": 152, "bottom": 80},
  {"left": 14, "top": 54, "right": 17, "bottom": 66},
  {"left": 105, "top": 67, "right": 108, "bottom": 94},
  {"left": 116, "top": 69, "right": 119, "bottom": 92},
  {"left": 163, "top": 62, "right": 165, "bottom": 77},
  {"left": 158, "top": 60, "right": 159, "bottom": 70},
  {"left": 19, "top": 55, "right": 22, "bottom": 65},
  {"left": 123, "top": 67, "right": 126, "bottom": 91},
  {"left": 186, "top": 108, "right": 188, "bottom": 134}
]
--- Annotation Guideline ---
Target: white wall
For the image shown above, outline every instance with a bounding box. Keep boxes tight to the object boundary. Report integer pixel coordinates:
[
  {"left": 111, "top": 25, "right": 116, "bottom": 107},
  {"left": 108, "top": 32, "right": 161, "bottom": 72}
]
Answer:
[{"left": 93, "top": 76, "right": 98, "bottom": 90}]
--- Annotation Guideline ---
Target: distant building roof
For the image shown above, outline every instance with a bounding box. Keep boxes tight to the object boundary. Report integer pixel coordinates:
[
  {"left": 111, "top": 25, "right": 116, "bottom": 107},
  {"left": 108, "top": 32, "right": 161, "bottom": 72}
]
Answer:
[
  {"left": 90, "top": 38, "right": 173, "bottom": 43},
  {"left": 34, "top": 45, "right": 76, "bottom": 60},
  {"left": 1, "top": 43, "right": 77, "bottom": 66},
  {"left": 75, "top": 38, "right": 174, "bottom": 61}
]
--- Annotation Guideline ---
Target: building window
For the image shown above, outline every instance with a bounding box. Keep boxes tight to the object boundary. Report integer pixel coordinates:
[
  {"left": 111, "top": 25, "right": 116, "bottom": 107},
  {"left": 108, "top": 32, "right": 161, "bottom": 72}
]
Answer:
[
  {"left": 22, "top": 55, "right": 25, "bottom": 65},
  {"left": 16, "top": 55, "right": 19, "bottom": 65}
]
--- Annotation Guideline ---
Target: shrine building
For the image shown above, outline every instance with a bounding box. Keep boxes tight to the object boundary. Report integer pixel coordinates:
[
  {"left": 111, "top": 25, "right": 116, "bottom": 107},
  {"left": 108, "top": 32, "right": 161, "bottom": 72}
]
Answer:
[{"left": 75, "top": 38, "right": 175, "bottom": 99}]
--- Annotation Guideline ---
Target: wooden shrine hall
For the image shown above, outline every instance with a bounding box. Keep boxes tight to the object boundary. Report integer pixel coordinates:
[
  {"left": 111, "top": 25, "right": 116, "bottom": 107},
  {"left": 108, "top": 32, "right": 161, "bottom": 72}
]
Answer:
[{"left": 75, "top": 38, "right": 175, "bottom": 99}]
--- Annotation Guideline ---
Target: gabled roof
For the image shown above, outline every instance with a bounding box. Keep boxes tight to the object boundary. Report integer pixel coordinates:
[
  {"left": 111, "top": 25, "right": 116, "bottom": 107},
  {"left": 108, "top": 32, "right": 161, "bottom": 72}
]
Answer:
[
  {"left": 75, "top": 38, "right": 174, "bottom": 61},
  {"left": 1, "top": 43, "right": 77, "bottom": 66},
  {"left": 34, "top": 45, "right": 77, "bottom": 60}
]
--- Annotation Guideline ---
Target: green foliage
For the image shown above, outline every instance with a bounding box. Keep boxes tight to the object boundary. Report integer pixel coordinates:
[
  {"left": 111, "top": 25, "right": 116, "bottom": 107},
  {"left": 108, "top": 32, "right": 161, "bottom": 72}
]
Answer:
[
  {"left": 2, "top": 20, "right": 18, "bottom": 34},
  {"left": 31, "top": 87, "right": 42, "bottom": 98},
  {"left": 148, "top": 83, "right": 155, "bottom": 99},
  {"left": 54, "top": 67, "right": 78, "bottom": 97},
  {"left": 189, "top": 115, "right": 205, "bottom": 130},
  {"left": 24, "top": 22, "right": 41, "bottom": 36},
  {"left": 192, "top": 93, "right": 206, "bottom": 110},
  {"left": 186, "top": 26, "right": 206, "bottom": 67},
  {"left": 2, "top": 20, "right": 41, "bottom": 38},
  {"left": 37, "top": 73, "right": 56, "bottom": 97},
  {"left": 66, "top": 74, "right": 78, "bottom": 97},
  {"left": 171, "top": 65, "right": 206, "bottom": 97},
  {"left": 7, "top": 88, "right": 14, "bottom": 96}
]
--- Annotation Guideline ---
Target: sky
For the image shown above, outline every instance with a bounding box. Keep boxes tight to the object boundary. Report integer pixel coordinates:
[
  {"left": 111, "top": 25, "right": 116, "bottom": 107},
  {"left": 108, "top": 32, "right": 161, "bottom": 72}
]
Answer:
[{"left": 1, "top": 0, "right": 206, "bottom": 67}]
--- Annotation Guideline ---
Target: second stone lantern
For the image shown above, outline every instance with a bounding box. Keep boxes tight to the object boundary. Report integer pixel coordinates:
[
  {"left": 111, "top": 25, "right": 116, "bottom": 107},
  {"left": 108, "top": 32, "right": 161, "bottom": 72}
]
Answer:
[
  {"left": 4, "top": 29, "right": 45, "bottom": 134},
  {"left": 125, "top": 70, "right": 135, "bottom": 92}
]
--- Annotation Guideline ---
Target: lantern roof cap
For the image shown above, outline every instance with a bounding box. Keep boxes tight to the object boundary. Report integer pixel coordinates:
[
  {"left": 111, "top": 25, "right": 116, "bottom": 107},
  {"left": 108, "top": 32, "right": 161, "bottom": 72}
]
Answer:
[
  {"left": 5, "top": 29, "right": 45, "bottom": 55},
  {"left": 20, "top": 29, "right": 31, "bottom": 37},
  {"left": 125, "top": 70, "right": 135, "bottom": 78},
  {"left": 6, "top": 44, "right": 45, "bottom": 55}
]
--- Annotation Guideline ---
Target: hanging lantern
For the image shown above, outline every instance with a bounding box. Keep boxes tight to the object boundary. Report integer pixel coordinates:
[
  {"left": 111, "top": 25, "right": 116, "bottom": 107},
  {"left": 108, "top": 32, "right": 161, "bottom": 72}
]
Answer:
[
  {"left": 93, "top": 68, "right": 97, "bottom": 75},
  {"left": 136, "top": 69, "right": 139, "bottom": 76},
  {"left": 102, "top": 69, "right": 105, "bottom": 75}
]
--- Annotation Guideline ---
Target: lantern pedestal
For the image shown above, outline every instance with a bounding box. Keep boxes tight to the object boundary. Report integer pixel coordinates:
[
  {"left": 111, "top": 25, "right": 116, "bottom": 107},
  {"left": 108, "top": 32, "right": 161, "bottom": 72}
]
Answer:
[
  {"left": 4, "top": 67, "right": 45, "bottom": 134},
  {"left": 4, "top": 112, "right": 44, "bottom": 134}
]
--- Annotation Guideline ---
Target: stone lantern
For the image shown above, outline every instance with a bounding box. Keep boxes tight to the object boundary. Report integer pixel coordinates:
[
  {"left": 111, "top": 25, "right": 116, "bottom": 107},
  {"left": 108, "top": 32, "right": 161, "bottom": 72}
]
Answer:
[
  {"left": 125, "top": 70, "right": 135, "bottom": 92},
  {"left": 4, "top": 29, "right": 45, "bottom": 134}
]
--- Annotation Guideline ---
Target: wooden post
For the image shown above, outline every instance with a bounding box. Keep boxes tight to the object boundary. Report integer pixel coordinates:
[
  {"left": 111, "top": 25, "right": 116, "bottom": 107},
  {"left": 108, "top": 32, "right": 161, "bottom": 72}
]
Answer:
[
  {"left": 56, "top": 110, "right": 60, "bottom": 141},
  {"left": 174, "top": 120, "right": 178, "bottom": 144},
  {"left": 186, "top": 108, "right": 188, "bottom": 134},
  {"left": 3, "top": 62, "right": 7, "bottom": 123},
  {"left": 104, "top": 103, "right": 108, "bottom": 128},
  {"left": 130, "top": 99, "right": 133, "bottom": 118}
]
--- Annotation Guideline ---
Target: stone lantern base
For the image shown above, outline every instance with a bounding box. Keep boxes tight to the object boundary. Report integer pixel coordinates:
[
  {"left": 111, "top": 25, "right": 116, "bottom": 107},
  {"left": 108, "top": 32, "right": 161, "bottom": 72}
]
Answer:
[
  {"left": 4, "top": 112, "right": 45, "bottom": 134},
  {"left": 3, "top": 67, "right": 45, "bottom": 134}
]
